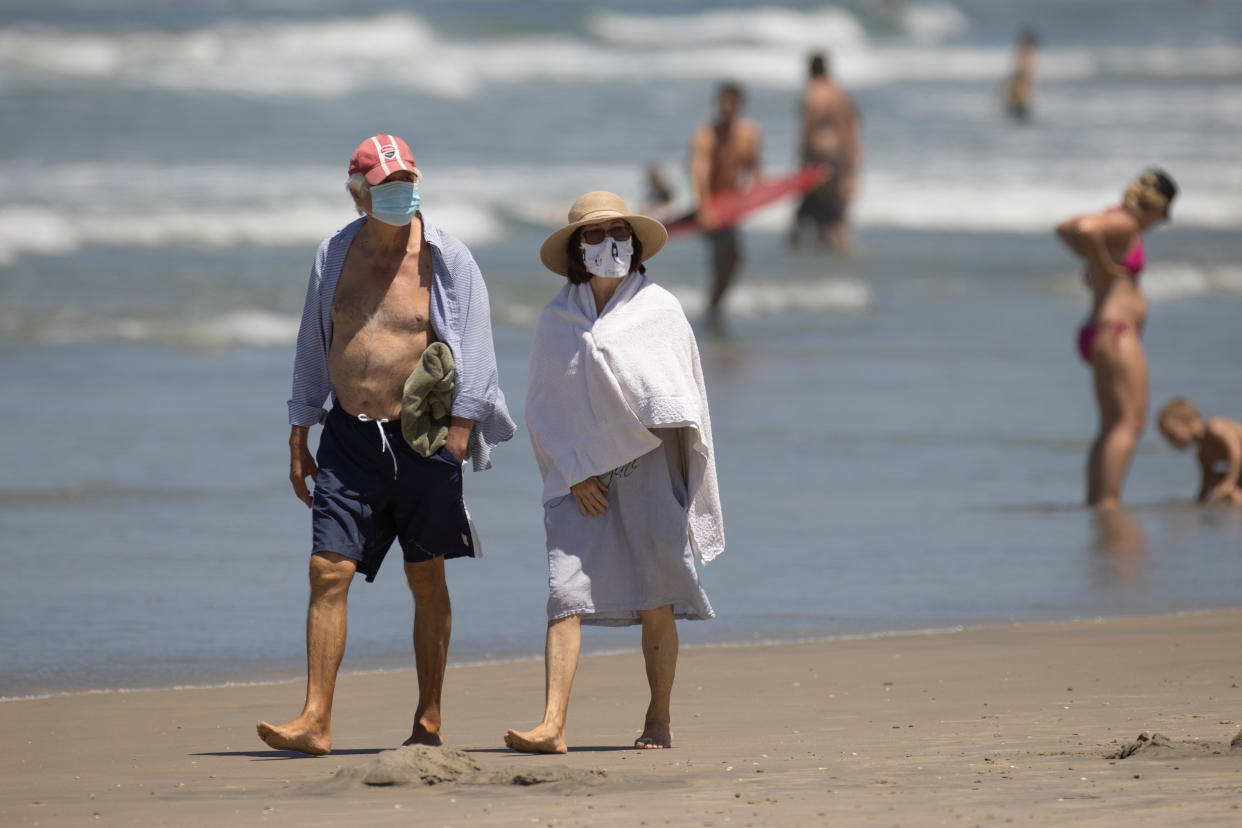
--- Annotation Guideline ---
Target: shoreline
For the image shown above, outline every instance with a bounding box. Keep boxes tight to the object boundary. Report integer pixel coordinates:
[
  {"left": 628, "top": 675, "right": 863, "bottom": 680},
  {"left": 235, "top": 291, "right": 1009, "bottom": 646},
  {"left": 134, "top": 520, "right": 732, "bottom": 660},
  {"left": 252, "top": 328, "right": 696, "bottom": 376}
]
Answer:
[
  {"left": 3, "top": 609, "right": 1240, "bottom": 826},
  {"left": 5, "top": 606, "right": 1240, "bottom": 702}
]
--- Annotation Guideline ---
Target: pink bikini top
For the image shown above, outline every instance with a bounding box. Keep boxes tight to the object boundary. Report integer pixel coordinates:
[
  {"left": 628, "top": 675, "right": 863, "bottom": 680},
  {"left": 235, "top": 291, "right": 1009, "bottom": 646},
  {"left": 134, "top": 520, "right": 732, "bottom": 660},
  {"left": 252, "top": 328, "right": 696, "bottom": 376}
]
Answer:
[{"left": 1120, "top": 236, "right": 1145, "bottom": 276}]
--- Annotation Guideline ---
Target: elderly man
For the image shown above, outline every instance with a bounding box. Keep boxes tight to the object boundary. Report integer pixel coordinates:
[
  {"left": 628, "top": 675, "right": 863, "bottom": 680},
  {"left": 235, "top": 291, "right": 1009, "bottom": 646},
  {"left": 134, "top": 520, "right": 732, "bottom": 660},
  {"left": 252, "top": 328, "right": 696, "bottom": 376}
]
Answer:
[{"left": 257, "top": 134, "right": 514, "bottom": 755}]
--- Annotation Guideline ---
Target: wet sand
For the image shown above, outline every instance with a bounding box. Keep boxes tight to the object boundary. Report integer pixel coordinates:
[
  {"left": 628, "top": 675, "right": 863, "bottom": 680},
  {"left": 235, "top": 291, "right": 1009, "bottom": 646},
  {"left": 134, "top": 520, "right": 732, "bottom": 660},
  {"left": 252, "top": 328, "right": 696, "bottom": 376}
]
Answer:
[{"left": 2, "top": 610, "right": 1240, "bottom": 827}]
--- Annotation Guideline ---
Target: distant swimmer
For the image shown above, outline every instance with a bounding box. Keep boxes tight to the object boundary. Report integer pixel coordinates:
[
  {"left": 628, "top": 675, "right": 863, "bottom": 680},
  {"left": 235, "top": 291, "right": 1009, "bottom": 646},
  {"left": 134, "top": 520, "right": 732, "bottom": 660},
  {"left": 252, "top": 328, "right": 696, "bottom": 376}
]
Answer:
[
  {"left": 789, "top": 51, "right": 861, "bottom": 254},
  {"left": 1055, "top": 168, "right": 1177, "bottom": 509},
  {"left": 641, "top": 162, "right": 687, "bottom": 225},
  {"left": 690, "top": 81, "right": 763, "bottom": 327},
  {"left": 1156, "top": 398, "right": 1242, "bottom": 505},
  {"left": 1005, "top": 27, "right": 1040, "bottom": 122}
]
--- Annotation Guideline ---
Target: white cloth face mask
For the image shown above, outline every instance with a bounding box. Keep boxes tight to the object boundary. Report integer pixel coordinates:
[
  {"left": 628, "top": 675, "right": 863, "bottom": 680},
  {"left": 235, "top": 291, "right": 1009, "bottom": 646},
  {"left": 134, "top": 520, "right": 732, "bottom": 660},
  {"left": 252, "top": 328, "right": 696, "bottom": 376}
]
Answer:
[{"left": 581, "top": 237, "right": 633, "bottom": 279}]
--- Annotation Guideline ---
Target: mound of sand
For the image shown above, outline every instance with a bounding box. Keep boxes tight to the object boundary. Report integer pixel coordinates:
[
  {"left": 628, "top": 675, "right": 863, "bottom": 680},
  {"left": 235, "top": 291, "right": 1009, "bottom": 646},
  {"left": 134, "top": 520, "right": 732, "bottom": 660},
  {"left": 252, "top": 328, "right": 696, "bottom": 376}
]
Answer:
[
  {"left": 356, "top": 745, "right": 481, "bottom": 787},
  {"left": 325, "top": 745, "right": 606, "bottom": 790}
]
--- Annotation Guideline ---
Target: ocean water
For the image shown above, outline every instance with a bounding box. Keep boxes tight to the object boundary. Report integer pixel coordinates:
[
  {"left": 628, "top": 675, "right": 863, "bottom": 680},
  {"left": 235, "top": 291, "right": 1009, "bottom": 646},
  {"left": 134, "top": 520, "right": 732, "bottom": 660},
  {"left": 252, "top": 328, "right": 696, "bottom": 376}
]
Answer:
[{"left": 2, "top": 0, "right": 1240, "bottom": 698}]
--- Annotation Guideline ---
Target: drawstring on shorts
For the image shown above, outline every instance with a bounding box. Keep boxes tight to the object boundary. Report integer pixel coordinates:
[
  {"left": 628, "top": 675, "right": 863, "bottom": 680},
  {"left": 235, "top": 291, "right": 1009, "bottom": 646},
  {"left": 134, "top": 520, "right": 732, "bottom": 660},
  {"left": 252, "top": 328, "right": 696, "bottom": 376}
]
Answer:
[{"left": 356, "top": 414, "right": 398, "bottom": 479}]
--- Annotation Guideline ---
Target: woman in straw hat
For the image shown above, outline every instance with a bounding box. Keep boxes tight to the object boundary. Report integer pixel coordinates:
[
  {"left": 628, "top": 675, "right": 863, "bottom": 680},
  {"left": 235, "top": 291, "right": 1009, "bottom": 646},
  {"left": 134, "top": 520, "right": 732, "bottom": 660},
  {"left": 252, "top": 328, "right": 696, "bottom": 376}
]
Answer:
[
  {"left": 1056, "top": 168, "right": 1177, "bottom": 508},
  {"left": 505, "top": 191, "right": 725, "bottom": 753}
]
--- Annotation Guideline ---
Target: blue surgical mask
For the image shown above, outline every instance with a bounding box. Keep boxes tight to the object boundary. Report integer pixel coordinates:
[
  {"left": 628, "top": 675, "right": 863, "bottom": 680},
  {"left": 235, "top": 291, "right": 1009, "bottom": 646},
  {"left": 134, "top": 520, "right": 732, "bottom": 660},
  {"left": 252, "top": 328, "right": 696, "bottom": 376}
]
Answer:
[{"left": 368, "top": 180, "right": 421, "bottom": 226}]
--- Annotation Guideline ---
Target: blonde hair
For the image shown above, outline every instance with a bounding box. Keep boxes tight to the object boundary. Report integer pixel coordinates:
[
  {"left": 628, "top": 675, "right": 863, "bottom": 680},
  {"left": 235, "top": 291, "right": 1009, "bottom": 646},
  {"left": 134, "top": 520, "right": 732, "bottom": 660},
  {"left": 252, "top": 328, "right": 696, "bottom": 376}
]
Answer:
[
  {"left": 1157, "top": 397, "right": 1199, "bottom": 430},
  {"left": 1123, "top": 171, "right": 1171, "bottom": 216}
]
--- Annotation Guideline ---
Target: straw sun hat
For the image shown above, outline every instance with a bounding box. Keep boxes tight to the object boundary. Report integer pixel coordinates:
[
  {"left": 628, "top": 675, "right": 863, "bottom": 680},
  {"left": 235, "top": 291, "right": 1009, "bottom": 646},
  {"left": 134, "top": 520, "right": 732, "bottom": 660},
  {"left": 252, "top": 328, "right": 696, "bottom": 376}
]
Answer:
[{"left": 539, "top": 191, "right": 668, "bottom": 277}]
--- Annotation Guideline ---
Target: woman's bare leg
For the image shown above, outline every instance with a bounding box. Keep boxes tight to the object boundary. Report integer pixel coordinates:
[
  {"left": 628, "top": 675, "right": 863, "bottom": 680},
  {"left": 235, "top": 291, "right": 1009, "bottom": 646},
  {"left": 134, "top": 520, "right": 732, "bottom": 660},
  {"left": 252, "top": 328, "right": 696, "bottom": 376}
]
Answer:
[
  {"left": 1087, "top": 328, "right": 1148, "bottom": 508},
  {"left": 635, "top": 605, "right": 678, "bottom": 749}
]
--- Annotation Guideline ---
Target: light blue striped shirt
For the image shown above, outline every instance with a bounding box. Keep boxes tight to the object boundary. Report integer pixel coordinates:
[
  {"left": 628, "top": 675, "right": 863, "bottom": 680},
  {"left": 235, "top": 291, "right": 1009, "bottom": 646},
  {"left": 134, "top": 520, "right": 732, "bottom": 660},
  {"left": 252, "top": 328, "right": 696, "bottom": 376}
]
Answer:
[{"left": 288, "top": 215, "right": 516, "bottom": 471}]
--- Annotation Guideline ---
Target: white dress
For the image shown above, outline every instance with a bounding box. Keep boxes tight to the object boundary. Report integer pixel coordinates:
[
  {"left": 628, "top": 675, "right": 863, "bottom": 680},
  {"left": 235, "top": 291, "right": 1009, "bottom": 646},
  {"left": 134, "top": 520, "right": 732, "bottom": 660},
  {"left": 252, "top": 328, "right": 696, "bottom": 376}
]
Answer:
[{"left": 543, "top": 427, "right": 715, "bottom": 626}]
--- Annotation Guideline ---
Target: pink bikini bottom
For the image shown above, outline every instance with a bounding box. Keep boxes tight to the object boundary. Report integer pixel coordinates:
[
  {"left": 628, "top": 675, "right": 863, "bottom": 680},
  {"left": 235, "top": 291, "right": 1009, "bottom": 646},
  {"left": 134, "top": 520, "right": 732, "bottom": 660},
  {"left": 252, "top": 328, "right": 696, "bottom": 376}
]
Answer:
[{"left": 1077, "top": 320, "right": 1142, "bottom": 364}]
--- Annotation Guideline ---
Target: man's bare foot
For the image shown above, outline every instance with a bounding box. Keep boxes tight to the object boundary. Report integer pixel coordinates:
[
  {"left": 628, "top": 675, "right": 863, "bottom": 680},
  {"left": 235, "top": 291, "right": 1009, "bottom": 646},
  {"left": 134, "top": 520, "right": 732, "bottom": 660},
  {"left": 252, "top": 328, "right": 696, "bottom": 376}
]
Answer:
[
  {"left": 256, "top": 719, "right": 330, "bottom": 756},
  {"left": 402, "top": 723, "right": 443, "bottom": 747},
  {"left": 504, "top": 724, "right": 568, "bottom": 754},
  {"left": 634, "top": 722, "right": 672, "bottom": 749}
]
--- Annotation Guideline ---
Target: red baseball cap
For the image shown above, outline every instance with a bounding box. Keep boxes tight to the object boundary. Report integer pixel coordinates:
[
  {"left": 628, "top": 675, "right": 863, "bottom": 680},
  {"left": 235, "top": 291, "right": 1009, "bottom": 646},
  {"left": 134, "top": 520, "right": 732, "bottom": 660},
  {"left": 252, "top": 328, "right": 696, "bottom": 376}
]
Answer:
[{"left": 348, "top": 134, "right": 420, "bottom": 185}]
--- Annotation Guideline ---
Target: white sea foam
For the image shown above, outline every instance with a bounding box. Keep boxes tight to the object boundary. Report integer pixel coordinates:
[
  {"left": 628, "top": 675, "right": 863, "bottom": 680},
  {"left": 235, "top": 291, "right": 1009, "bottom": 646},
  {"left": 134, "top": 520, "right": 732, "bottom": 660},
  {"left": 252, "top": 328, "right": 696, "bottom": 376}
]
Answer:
[
  {"left": 1142, "top": 265, "right": 1242, "bottom": 302},
  {"left": 667, "top": 279, "right": 870, "bottom": 319},
  {"left": 0, "top": 159, "right": 508, "bottom": 264},
  {"left": 1, "top": 153, "right": 1238, "bottom": 269},
  {"left": 2, "top": 308, "right": 303, "bottom": 348},
  {"left": 900, "top": 1, "right": 970, "bottom": 44},
  {"left": 1, "top": 9, "right": 1238, "bottom": 101},
  {"left": 853, "top": 169, "right": 1242, "bottom": 232},
  {"left": 588, "top": 7, "right": 868, "bottom": 50},
  {"left": 1, "top": 275, "right": 869, "bottom": 346}
]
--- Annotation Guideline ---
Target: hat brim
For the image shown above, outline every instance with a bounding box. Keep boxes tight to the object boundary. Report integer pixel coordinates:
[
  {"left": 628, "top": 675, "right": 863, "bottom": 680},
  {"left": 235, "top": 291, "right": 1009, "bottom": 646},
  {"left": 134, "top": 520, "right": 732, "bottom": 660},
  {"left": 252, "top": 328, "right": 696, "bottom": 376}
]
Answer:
[
  {"left": 364, "top": 165, "right": 422, "bottom": 186},
  {"left": 540, "top": 211, "right": 668, "bottom": 277}
]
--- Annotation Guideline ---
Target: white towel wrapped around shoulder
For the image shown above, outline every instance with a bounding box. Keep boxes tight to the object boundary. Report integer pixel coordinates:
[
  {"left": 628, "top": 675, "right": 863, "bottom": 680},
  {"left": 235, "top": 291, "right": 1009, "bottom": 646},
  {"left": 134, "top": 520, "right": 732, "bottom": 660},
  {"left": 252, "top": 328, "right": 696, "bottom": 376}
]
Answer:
[{"left": 526, "top": 271, "right": 724, "bottom": 564}]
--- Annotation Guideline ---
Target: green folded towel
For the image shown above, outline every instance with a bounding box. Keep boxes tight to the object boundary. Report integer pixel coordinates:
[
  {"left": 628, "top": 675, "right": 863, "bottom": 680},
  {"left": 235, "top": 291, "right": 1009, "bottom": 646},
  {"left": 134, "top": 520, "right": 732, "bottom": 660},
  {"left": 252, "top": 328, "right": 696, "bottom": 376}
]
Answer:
[{"left": 401, "top": 342, "right": 455, "bottom": 457}]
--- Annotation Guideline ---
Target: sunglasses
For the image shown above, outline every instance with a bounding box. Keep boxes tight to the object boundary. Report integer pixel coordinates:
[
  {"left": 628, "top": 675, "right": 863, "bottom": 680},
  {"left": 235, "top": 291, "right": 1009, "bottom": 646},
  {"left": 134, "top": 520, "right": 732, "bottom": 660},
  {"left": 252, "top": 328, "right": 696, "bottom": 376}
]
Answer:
[{"left": 580, "top": 225, "right": 633, "bottom": 245}]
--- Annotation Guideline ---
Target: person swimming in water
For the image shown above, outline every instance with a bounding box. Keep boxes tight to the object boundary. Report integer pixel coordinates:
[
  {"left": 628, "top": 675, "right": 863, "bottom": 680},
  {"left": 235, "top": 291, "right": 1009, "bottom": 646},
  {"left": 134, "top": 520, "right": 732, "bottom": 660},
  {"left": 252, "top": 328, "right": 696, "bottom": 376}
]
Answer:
[
  {"left": 1005, "top": 27, "right": 1040, "bottom": 122},
  {"left": 1055, "top": 168, "right": 1177, "bottom": 508}
]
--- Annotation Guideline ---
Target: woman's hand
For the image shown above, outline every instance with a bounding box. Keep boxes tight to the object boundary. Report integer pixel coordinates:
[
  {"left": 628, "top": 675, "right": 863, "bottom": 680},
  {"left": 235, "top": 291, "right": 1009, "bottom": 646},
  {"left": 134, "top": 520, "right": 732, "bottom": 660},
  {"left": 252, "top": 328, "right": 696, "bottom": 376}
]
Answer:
[{"left": 570, "top": 476, "right": 610, "bottom": 517}]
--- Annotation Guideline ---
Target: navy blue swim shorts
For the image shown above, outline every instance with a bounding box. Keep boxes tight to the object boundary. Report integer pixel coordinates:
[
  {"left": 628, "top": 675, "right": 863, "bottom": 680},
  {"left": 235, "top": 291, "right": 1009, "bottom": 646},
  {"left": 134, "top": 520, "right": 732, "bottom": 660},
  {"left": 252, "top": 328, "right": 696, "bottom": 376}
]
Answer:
[{"left": 310, "top": 404, "right": 476, "bottom": 582}]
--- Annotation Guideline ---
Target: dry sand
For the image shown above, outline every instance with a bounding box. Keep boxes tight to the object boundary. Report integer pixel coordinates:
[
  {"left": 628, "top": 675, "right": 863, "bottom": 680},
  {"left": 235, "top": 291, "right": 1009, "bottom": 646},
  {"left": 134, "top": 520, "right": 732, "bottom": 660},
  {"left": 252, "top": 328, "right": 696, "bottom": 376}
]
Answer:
[{"left": 3, "top": 610, "right": 1241, "bottom": 827}]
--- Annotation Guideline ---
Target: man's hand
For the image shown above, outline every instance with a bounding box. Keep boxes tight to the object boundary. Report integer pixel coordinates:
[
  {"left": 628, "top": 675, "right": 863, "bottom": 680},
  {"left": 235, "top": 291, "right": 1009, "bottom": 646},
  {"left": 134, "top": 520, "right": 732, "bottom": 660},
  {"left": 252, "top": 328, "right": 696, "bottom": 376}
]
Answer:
[
  {"left": 444, "top": 416, "right": 474, "bottom": 464},
  {"left": 570, "top": 476, "right": 610, "bottom": 517},
  {"left": 289, "top": 425, "right": 317, "bottom": 508},
  {"left": 696, "top": 202, "right": 720, "bottom": 232}
]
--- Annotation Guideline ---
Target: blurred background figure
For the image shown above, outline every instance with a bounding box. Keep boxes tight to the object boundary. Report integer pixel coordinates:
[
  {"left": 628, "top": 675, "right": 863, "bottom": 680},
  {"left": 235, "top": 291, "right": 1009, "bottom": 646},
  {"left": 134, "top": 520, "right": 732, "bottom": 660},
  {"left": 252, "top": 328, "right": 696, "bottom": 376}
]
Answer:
[
  {"left": 1056, "top": 169, "right": 1178, "bottom": 509},
  {"left": 1089, "top": 507, "right": 1148, "bottom": 587},
  {"left": 1156, "top": 397, "right": 1242, "bottom": 505},
  {"left": 789, "top": 51, "right": 861, "bottom": 254},
  {"left": 645, "top": 163, "right": 675, "bottom": 208},
  {"left": 1005, "top": 27, "right": 1040, "bottom": 122},
  {"left": 641, "top": 162, "right": 688, "bottom": 225},
  {"left": 690, "top": 81, "right": 762, "bottom": 328}
]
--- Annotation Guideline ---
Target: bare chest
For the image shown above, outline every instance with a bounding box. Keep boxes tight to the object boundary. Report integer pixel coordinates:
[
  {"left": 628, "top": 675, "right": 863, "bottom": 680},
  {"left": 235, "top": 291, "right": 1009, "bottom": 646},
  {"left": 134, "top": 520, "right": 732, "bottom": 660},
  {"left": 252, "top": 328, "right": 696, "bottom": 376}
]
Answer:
[
  {"left": 331, "top": 248, "right": 434, "bottom": 339},
  {"left": 710, "top": 127, "right": 756, "bottom": 187}
]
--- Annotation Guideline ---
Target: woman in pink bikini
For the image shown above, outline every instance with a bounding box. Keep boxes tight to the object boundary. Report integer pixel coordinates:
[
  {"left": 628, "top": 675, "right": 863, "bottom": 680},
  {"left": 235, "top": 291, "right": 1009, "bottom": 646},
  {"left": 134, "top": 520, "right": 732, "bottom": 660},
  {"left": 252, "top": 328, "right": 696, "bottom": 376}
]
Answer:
[{"left": 1056, "top": 168, "right": 1177, "bottom": 508}]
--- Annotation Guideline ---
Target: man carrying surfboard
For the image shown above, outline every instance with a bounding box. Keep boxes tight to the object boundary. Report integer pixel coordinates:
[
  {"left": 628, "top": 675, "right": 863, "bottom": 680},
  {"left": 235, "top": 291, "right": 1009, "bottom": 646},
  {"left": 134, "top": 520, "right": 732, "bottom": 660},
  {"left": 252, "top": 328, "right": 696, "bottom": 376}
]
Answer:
[{"left": 690, "top": 81, "right": 763, "bottom": 327}]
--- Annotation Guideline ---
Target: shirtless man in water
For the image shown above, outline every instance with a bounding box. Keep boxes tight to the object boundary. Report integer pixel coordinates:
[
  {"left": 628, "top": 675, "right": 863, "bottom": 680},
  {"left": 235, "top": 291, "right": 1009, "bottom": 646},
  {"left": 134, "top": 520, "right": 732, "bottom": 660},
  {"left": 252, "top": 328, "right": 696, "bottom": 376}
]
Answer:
[
  {"left": 789, "top": 52, "right": 860, "bottom": 253},
  {"left": 690, "top": 81, "right": 762, "bottom": 327},
  {"left": 257, "top": 135, "right": 514, "bottom": 755}
]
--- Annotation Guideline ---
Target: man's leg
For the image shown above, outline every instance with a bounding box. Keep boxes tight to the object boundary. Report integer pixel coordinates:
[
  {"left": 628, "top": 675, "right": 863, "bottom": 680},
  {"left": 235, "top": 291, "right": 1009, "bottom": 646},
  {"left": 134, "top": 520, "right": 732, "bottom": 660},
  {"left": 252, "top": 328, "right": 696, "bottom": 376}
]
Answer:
[
  {"left": 403, "top": 556, "right": 451, "bottom": 746},
  {"left": 505, "top": 614, "right": 582, "bottom": 754},
  {"left": 635, "top": 605, "right": 678, "bottom": 749},
  {"left": 826, "top": 218, "right": 851, "bottom": 254},
  {"left": 706, "top": 230, "right": 740, "bottom": 326},
  {"left": 257, "top": 551, "right": 356, "bottom": 755}
]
